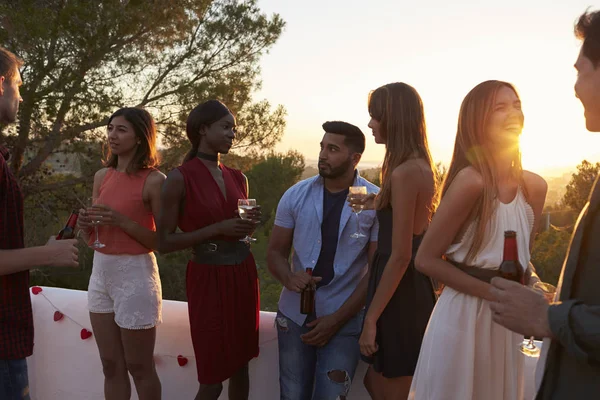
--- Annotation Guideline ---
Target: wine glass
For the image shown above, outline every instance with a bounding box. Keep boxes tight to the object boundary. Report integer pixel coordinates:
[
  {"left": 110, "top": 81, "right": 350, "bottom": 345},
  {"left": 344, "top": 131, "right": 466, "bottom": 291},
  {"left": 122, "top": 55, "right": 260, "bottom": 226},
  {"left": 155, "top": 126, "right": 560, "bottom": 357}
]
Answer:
[
  {"left": 349, "top": 186, "right": 367, "bottom": 239},
  {"left": 238, "top": 198, "right": 258, "bottom": 244},
  {"left": 519, "top": 281, "right": 556, "bottom": 357},
  {"left": 87, "top": 197, "right": 106, "bottom": 249}
]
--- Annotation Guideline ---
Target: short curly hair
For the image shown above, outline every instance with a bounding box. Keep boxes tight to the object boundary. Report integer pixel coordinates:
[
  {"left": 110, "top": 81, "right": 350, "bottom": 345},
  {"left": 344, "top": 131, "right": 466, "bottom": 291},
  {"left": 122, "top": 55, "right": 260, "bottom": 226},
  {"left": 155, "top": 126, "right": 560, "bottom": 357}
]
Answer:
[
  {"left": 322, "top": 121, "right": 365, "bottom": 154},
  {"left": 575, "top": 10, "right": 600, "bottom": 67}
]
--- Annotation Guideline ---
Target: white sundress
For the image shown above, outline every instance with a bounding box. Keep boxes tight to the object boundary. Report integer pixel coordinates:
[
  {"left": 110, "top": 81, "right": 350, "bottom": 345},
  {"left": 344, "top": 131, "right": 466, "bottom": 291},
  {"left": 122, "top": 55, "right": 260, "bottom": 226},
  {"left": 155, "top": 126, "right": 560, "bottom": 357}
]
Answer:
[{"left": 409, "top": 187, "right": 534, "bottom": 400}]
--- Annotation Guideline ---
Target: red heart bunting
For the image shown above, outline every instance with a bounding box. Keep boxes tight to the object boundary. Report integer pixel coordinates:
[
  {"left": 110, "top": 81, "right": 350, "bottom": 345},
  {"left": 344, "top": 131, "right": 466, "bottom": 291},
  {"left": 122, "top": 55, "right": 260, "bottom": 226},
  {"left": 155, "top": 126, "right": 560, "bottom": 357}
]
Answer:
[
  {"left": 53, "top": 311, "right": 64, "bottom": 321},
  {"left": 80, "top": 329, "right": 93, "bottom": 340},
  {"left": 177, "top": 355, "right": 188, "bottom": 367}
]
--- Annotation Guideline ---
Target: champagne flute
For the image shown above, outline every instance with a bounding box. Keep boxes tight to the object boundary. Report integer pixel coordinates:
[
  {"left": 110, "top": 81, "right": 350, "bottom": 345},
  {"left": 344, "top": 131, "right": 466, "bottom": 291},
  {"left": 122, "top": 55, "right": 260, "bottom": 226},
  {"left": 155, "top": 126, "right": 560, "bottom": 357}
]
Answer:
[
  {"left": 349, "top": 186, "right": 367, "bottom": 239},
  {"left": 238, "top": 198, "right": 258, "bottom": 244},
  {"left": 519, "top": 281, "right": 556, "bottom": 357},
  {"left": 87, "top": 197, "right": 106, "bottom": 249}
]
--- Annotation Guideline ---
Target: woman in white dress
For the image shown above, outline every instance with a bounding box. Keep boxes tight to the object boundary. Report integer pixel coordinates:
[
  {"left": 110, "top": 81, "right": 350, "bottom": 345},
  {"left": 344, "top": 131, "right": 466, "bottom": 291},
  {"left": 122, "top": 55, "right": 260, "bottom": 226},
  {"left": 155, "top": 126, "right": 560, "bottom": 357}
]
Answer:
[{"left": 409, "top": 80, "right": 548, "bottom": 400}]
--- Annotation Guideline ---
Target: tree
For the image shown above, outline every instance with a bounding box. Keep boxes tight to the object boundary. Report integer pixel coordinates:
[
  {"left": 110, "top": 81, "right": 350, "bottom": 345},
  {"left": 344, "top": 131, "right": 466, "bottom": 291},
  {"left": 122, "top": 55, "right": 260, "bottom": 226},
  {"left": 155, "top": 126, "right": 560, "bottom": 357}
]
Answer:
[
  {"left": 246, "top": 150, "right": 305, "bottom": 234},
  {"left": 0, "top": 0, "right": 285, "bottom": 194},
  {"left": 562, "top": 160, "right": 600, "bottom": 214},
  {"left": 531, "top": 228, "right": 571, "bottom": 286}
]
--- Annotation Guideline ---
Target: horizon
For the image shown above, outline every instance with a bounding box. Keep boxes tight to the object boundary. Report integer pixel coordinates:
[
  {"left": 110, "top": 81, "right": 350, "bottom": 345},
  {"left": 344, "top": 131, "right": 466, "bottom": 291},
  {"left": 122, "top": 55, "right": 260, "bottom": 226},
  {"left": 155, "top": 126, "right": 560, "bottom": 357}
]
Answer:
[
  {"left": 254, "top": 1, "right": 600, "bottom": 177},
  {"left": 303, "top": 159, "right": 579, "bottom": 179}
]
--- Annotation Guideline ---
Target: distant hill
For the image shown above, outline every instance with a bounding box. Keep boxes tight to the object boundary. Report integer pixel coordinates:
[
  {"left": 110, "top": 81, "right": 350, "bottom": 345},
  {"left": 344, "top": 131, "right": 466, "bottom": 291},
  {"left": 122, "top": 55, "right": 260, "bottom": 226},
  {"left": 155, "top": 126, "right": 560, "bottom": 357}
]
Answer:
[
  {"left": 544, "top": 172, "right": 573, "bottom": 208},
  {"left": 301, "top": 166, "right": 318, "bottom": 180},
  {"left": 300, "top": 165, "right": 381, "bottom": 182},
  {"left": 299, "top": 164, "right": 575, "bottom": 207}
]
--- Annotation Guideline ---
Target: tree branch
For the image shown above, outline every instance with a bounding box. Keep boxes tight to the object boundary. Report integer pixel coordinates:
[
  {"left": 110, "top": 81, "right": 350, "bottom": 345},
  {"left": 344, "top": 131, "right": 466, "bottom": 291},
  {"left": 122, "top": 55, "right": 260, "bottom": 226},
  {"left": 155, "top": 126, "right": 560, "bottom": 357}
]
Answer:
[{"left": 21, "top": 175, "right": 89, "bottom": 197}]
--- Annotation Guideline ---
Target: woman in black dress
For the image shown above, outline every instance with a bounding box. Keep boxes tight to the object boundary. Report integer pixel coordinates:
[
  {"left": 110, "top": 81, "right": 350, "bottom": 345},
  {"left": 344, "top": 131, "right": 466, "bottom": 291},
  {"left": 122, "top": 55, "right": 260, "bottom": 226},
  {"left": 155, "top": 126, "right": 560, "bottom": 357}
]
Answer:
[{"left": 352, "top": 82, "right": 437, "bottom": 399}]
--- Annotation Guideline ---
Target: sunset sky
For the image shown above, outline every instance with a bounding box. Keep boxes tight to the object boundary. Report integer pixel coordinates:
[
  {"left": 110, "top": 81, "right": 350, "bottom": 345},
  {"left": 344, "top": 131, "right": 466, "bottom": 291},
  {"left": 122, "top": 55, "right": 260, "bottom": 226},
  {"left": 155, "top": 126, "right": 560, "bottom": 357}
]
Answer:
[{"left": 254, "top": 0, "right": 600, "bottom": 176}]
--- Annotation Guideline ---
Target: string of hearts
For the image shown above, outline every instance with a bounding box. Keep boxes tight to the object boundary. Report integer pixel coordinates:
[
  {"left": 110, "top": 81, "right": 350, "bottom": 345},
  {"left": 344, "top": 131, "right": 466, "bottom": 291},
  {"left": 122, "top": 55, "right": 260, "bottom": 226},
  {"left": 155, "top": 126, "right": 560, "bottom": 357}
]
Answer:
[{"left": 31, "top": 286, "right": 278, "bottom": 368}]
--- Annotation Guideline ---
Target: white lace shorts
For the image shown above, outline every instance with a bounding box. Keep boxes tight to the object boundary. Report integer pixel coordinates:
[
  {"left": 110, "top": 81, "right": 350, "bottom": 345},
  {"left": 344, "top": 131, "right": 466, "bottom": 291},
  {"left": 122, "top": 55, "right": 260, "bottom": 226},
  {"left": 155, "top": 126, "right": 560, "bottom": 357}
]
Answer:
[{"left": 88, "top": 251, "right": 162, "bottom": 330}]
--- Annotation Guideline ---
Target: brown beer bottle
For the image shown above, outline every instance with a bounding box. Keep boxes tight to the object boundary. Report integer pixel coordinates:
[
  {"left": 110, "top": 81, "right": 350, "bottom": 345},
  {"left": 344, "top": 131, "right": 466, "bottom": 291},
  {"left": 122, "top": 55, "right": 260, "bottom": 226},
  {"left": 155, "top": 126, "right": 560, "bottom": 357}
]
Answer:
[
  {"left": 56, "top": 210, "right": 79, "bottom": 240},
  {"left": 300, "top": 268, "right": 316, "bottom": 314},
  {"left": 498, "top": 230, "right": 524, "bottom": 284}
]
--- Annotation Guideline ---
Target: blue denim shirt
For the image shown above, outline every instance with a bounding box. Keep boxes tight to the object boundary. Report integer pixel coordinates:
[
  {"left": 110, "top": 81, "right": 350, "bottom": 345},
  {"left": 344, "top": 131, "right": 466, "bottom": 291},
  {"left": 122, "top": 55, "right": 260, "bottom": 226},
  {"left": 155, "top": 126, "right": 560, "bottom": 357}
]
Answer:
[{"left": 274, "top": 171, "right": 379, "bottom": 326}]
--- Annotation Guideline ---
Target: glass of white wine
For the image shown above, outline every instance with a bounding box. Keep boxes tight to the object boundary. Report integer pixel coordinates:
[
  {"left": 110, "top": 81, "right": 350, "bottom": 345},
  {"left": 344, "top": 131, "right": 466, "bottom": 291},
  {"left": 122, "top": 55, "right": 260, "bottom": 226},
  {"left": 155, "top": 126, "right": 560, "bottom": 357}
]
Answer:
[
  {"left": 519, "top": 281, "right": 556, "bottom": 357},
  {"left": 349, "top": 186, "right": 367, "bottom": 239},
  {"left": 87, "top": 197, "right": 105, "bottom": 249},
  {"left": 238, "top": 198, "right": 258, "bottom": 244}
]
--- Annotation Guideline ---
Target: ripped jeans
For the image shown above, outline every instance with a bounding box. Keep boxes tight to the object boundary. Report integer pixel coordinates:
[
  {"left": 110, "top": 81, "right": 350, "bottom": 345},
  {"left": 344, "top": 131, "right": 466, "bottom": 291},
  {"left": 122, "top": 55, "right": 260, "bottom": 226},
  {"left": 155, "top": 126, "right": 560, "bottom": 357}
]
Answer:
[
  {"left": 276, "top": 310, "right": 363, "bottom": 400},
  {"left": 0, "top": 359, "right": 30, "bottom": 400}
]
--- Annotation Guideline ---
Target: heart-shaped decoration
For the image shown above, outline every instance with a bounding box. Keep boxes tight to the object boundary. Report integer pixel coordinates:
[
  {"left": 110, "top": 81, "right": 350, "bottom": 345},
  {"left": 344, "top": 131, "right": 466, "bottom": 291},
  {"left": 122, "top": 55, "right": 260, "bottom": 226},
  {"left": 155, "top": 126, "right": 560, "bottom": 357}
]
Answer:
[
  {"left": 31, "top": 287, "right": 43, "bottom": 295},
  {"left": 80, "top": 329, "right": 93, "bottom": 340},
  {"left": 53, "top": 311, "right": 64, "bottom": 321},
  {"left": 177, "top": 355, "right": 188, "bottom": 367}
]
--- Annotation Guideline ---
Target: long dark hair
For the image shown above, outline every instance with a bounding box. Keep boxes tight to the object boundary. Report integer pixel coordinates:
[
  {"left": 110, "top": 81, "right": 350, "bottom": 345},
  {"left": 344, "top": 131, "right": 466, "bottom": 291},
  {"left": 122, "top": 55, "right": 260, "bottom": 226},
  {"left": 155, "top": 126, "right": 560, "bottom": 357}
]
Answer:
[
  {"left": 104, "top": 107, "right": 159, "bottom": 174},
  {"left": 183, "top": 100, "right": 232, "bottom": 162},
  {"left": 368, "top": 82, "right": 437, "bottom": 210}
]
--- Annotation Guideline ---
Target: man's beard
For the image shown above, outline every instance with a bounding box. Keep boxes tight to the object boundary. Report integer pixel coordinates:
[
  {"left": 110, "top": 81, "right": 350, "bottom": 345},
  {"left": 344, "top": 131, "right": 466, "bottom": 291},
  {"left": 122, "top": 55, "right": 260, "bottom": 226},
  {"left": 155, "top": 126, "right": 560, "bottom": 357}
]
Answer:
[
  {"left": 318, "top": 157, "right": 352, "bottom": 179},
  {"left": 0, "top": 104, "right": 17, "bottom": 125}
]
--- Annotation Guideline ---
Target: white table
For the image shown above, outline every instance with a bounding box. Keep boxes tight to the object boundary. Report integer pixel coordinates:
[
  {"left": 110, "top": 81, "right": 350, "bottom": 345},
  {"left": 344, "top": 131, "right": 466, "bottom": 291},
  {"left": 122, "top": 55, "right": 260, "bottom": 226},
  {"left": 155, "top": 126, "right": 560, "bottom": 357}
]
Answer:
[{"left": 27, "top": 287, "right": 541, "bottom": 399}]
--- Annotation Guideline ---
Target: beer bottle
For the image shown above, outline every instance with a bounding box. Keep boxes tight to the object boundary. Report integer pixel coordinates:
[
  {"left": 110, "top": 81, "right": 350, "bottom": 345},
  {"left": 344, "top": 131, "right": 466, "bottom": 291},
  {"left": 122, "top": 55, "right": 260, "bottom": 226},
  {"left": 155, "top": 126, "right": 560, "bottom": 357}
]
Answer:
[
  {"left": 498, "top": 230, "right": 524, "bottom": 284},
  {"left": 56, "top": 210, "right": 79, "bottom": 240},
  {"left": 300, "top": 268, "right": 316, "bottom": 314}
]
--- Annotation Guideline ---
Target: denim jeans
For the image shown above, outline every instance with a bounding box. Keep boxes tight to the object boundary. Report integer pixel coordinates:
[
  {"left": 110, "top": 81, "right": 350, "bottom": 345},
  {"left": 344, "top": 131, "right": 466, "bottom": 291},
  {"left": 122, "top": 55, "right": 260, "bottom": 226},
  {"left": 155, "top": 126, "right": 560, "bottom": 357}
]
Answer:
[
  {"left": 276, "top": 310, "right": 363, "bottom": 400},
  {"left": 0, "top": 358, "right": 30, "bottom": 400}
]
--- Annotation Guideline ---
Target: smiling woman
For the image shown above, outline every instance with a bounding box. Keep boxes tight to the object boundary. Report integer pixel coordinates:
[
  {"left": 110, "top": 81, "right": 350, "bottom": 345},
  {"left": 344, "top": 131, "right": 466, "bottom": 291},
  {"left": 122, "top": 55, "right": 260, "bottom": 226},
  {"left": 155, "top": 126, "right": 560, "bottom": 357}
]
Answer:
[{"left": 408, "top": 80, "right": 548, "bottom": 400}]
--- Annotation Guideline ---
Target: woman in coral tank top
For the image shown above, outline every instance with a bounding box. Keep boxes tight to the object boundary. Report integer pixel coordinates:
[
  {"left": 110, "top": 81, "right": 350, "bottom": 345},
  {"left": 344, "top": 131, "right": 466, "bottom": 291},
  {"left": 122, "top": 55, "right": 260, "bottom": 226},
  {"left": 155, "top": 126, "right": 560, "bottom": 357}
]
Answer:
[
  {"left": 157, "top": 100, "right": 260, "bottom": 400},
  {"left": 77, "top": 107, "right": 166, "bottom": 400}
]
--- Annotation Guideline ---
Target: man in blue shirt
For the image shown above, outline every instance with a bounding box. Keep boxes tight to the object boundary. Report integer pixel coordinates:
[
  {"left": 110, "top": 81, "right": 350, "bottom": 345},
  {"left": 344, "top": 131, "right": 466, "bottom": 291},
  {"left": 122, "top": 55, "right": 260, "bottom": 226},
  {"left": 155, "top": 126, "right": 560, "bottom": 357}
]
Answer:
[{"left": 267, "top": 121, "right": 379, "bottom": 400}]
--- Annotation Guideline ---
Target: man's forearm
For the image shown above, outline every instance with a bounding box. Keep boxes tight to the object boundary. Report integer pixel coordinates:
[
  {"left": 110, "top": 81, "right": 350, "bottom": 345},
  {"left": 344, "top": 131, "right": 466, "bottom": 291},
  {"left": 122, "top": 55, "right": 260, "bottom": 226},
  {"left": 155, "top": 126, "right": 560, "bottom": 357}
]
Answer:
[
  {"left": 0, "top": 246, "right": 51, "bottom": 275},
  {"left": 332, "top": 272, "right": 369, "bottom": 325},
  {"left": 267, "top": 251, "right": 292, "bottom": 285}
]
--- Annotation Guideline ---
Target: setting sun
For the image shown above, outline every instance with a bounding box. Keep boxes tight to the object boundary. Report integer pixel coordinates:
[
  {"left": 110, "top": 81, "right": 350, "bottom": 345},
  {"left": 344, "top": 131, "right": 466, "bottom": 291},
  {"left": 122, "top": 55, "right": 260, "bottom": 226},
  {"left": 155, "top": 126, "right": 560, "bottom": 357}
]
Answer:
[{"left": 256, "top": 0, "right": 599, "bottom": 178}]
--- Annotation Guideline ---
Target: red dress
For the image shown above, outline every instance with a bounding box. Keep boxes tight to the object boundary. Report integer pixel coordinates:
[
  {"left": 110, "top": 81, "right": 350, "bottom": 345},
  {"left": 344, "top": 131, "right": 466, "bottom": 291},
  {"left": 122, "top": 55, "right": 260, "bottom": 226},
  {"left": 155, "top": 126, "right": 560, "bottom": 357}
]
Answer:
[{"left": 178, "top": 158, "right": 260, "bottom": 384}]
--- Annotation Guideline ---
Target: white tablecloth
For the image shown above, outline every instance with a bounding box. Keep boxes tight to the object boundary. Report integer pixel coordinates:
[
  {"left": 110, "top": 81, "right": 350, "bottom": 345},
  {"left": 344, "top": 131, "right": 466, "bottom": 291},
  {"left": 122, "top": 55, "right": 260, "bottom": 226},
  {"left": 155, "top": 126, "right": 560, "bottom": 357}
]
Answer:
[{"left": 26, "top": 287, "right": 540, "bottom": 399}]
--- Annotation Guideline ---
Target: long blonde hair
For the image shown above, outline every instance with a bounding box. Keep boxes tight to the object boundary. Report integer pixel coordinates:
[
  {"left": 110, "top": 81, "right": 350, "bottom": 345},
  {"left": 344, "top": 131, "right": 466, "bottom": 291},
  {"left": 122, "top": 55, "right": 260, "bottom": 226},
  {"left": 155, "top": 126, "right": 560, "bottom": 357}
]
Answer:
[
  {"left": 442, "top": 80, "right": 526, "bottom": 263},
  {"left": 368, "top": 82, "right": 437, "bottom": 210}
]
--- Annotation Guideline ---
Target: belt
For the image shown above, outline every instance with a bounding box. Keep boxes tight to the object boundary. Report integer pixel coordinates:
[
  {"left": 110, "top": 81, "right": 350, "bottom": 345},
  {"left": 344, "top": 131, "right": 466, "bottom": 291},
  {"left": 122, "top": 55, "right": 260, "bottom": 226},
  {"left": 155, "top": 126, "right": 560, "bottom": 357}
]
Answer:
[
  {"left": 192, "top": 240, "right": 250, "bottom": 265},
  {"left": 447, "top": 259, "right": 500, "bottom": 283}
]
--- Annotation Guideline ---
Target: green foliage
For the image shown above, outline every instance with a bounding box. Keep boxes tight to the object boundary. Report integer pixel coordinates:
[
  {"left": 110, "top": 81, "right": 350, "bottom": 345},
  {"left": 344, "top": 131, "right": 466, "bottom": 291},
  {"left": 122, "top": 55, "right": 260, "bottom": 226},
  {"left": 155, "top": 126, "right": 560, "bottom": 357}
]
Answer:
[
  {"left": 562, "top": 160, "right": 600, "bottom": 214},
  {"left": 245, "top": 150, "right": 305, "bottom": 227},
  {"left": 250, "top": 228, "right": 282, "bottom": 312},
  {"left": 15, "top": 0, "right": 289, "bottom": 311},
  {"left": 531, "top": 228, "right": 571, "bottom": 286},
  {"left": 0, "top": 0, "right": 285, "bottom": 191}
]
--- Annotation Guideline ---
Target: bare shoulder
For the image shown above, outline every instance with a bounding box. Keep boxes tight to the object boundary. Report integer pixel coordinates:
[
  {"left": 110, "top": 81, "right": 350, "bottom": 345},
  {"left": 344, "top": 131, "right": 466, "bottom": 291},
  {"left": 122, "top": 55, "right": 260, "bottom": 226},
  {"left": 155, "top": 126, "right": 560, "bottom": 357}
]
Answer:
[
  {"left": 160, "top": 168, "right": 185, "bottom": 197},
  {"left": 448, "top": 166, "right": 485, "bottom": 198},
  {"left": 166, "top": 168, "right": 184, "bottom": 183},
  {"left": 147, "top": 170, "right": 167, "bottom": 186},
  {"left": 391, "top": 159, "right": 433, "bottom": 184},
  {"left": 93, "top": 168, "right": 109, "bottom": 185},
  {"left": 522, "top": 170, "right": 548, "bottom": 197}
]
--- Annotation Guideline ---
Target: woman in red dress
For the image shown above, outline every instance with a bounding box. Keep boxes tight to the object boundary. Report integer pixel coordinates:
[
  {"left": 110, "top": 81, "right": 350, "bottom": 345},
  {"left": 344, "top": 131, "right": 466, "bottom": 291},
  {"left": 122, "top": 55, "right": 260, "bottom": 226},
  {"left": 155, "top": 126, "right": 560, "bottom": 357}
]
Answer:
[{"left": 157, "top": 100, "right": 260, "bottom": 400}]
